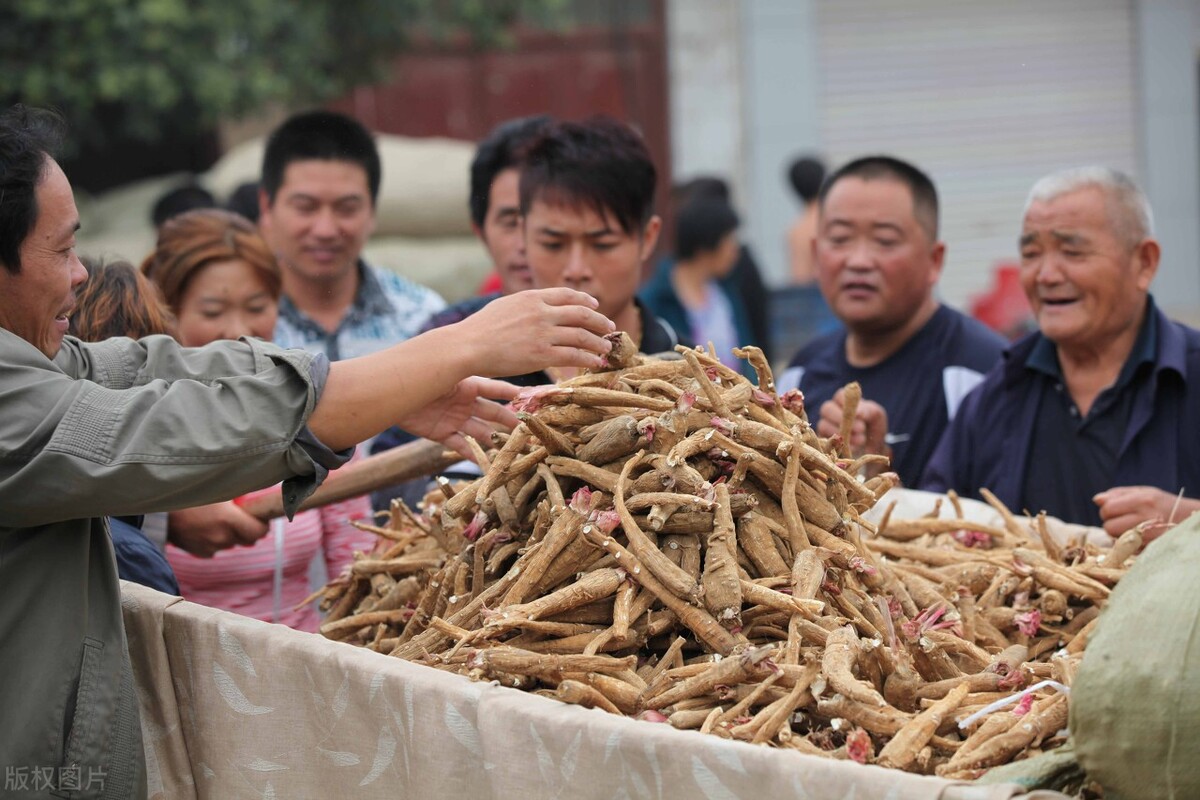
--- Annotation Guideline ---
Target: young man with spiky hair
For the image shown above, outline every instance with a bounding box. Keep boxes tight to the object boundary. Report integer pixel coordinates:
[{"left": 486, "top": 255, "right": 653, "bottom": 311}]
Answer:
[{"left": 520, "top": 115, "right": 684, "bottom": 381}]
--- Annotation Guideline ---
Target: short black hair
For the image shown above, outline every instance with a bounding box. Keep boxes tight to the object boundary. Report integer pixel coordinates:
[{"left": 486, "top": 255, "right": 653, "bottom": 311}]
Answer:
[
  {"left": 672, "top": 176, "right": 730, "bottom": 208},
  {"left": 518, "top": 116, "right": 657, "bottom": 236},
  {"left": 151, "top": 182, "right": 217, "bottom": 228},
  {"left": 820, "top": 155, "right": 939, "bottom": 240},
  {"left": 675, "top": 198, "right": 739, "bottom": 261},
  {"left": 226, "top": 181, "right": 261, "bottom": 223},
  {"left": 469, "top": 115, "right": 552, "bottom": 228},
  {"left": 261, "top": 110, "right": 381, "bottom": 206},
  {"left": 788, "top": 156, "right": 825, "bottom": 203},
  {"left": 0, "top": 105, "right": 66, "bottom": 274}
]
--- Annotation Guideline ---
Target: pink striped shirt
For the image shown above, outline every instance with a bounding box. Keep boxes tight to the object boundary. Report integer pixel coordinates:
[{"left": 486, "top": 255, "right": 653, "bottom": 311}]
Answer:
[{"left": 167, "top": 494, "right": 375, "bottom": 632}]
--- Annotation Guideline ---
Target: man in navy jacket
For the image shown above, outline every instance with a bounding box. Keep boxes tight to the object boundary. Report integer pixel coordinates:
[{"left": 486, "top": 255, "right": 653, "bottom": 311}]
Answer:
[
  {"left": 777, "top": 156, "right": 1005, "bottom": 486},
  {"left": 922, "top": 167, "right": 1200, "bottom": 539}
]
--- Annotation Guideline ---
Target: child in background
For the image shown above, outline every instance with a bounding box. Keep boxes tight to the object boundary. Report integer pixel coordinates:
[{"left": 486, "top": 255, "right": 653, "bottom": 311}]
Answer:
[{"left": 639, "top": 197, "right": 753, "bottom": 374}]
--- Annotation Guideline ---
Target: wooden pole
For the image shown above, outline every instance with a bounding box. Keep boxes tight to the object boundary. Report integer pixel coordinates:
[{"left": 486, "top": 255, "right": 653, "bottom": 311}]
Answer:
[{"left": 238, "top": 438, "right": 460, "bottom": 521}]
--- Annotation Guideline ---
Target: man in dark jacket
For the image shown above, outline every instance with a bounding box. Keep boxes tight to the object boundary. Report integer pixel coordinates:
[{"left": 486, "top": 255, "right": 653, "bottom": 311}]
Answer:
[
  {"left": 777, "top": 156, "right": 1005, "bottom": 486},
  {"left": 922, "top": 167, "right": 1200, "bottom": 539}
]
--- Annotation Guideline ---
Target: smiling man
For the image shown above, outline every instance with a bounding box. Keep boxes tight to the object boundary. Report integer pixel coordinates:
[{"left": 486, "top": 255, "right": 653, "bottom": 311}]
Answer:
[
  {"left": 776, "top": 156, "right": 1005, "bottom": 485},
  {"left": 258, "top": 110, "right": 445, "bottom": 361},
  {"left": 0, "top": 104, "right": 614, "bottom": 800},
  {"left": 923, "top": 167, "right": 1200, "bottom": 538}
]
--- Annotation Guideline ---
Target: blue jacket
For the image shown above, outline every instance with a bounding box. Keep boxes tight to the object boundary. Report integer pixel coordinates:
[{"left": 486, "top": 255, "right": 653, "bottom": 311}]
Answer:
[
  {"left": 780, "top": 304, "right": 1006, "bottom": 487},
  {"left": 109, "top": 516, "right": 179, "bottom": 595},
  {"left": 639, "top": 258, "right": 756, "bottom": 378},
  {"left": 921, "top": 301, "right": 1200, "bottom": 516}
]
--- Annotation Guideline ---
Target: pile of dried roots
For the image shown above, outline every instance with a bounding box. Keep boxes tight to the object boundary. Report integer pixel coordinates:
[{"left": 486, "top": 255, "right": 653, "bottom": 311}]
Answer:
[{"left": 316, "top": 336, "right": 1135, "bottom": 778}]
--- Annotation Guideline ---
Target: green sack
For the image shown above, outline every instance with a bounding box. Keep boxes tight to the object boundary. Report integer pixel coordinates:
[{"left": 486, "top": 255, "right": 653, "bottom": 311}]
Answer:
[
  {"left": 1070, "top": 513, "right": 1200, "bottom": 800},
  {"left": 975, "top": 741, "right": 1086, "bottom": 791}
]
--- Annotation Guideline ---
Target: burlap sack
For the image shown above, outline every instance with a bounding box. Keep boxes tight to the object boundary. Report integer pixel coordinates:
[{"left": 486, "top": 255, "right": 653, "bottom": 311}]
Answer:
[
  {"left": 364, "top": 236, "right": 492, "bottom": 304},
  {"left": 203, "top": 133, "right": 475, "bottom": 238},
  {"left": 1069, "top": 511, "right": 1200, "bottom": 799}
]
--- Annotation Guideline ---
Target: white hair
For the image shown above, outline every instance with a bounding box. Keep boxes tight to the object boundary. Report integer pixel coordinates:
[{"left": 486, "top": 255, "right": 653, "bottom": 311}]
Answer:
[{"left": 1023, "top": 166, "right": 1155, "bottom": 247}]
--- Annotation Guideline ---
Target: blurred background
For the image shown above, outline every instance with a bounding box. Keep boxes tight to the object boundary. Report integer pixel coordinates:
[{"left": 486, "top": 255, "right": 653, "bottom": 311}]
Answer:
[{"left": 5, "top": 0, "right": 1200, "bottom": 351}]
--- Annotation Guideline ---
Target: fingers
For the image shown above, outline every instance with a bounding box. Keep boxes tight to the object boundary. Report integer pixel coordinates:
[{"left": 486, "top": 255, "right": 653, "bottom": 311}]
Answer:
[
  {"left": 816, "top": 399, "right": 842, "bottom": 439},
  {"left": 1102, "top": 513, "right": 1148, "bottom": 538},
  {"left": 859, "top": 401, "right": 889, "bottom": 453},
  {"left": 545, "top": 344, "right": 610, "bottom": 371},
  {"left": 473, "top": 397, "right": 520, "bottom": 430},
  {"left": 860, "top": 400, "right": 888, "bottom": 428},
  {"left": 465, "top": 377, "right": 521, "bottom": 404},
  {"left": 1094, "top": 486, "right": 1175, "bottom": 535},
  {"left": 223, "top": 503, "right": 270, "bottom": 546},
  {"left": 815, "top": 416, "right": 839, "bottom": 439},
  {"left": 551, "top": 302, "right": 617, "bottom": 337},
  {"left": 442, "top": 432, "right": 472, "bottom": 462},
  {"left": 458, "top": 414, "right": 506, "bottom": 445},
  {"left": 531, "top": 287, "right": 601, "bottom": 310}
]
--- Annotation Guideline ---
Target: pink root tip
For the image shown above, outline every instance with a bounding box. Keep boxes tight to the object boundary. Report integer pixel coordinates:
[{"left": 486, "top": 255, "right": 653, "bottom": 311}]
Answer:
[
  {"left": 846, "top": 728, "right": 873, "bottom": 764},
  {"left": 591, "top": 509, "right": 622, "bottom": 535},
  {"left": 569, "top": 486, "right": 595, "bottom": 513},
  {"left": 1015, "top": 609, "right": 1042, "bottom": 637},
  {"left": 752, "top": 389, "right": 777, "bottom": 407}
]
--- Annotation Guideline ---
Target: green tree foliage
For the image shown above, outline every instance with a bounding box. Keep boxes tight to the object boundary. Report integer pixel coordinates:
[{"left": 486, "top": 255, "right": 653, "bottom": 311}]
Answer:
[{"left": 0, "top": 0, "right": 561, "bottom": 147}]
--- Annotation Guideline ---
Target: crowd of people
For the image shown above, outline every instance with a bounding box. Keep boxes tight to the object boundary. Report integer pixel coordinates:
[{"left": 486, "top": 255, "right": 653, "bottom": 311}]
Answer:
[{"left": 3, "top": 98, "right": 1199, "bottom": 797}]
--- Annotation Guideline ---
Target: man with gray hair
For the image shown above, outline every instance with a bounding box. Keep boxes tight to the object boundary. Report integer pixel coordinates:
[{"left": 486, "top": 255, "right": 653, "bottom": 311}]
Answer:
[{"left": 923, "top": 166, "right": 1200, "bottom": 539}]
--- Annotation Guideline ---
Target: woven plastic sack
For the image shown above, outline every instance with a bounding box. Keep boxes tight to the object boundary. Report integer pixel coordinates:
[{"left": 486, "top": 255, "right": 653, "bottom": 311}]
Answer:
[{"left": 1070, "top": 512, "right": 1200, "bottom": 799}]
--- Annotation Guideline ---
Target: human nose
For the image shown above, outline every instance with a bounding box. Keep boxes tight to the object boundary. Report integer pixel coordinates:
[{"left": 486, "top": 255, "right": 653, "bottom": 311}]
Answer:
[
  {"left": 69, "top": 253, "right": 87, "bottom": 288},
  {"left": 310, "top": 208, "right": 338, "bottom": 238},
  {"left": 222, "top": 313, "right": 257, "bottom": 341},
  {"left": 561, "top": 245, "right": 591, "bottom": 285},
  {"left": 844, "top": 239, "right": 874, "bottom": 271},
  {"left": 1030, "top": 252, "right": 1064, "bottom": 286}
]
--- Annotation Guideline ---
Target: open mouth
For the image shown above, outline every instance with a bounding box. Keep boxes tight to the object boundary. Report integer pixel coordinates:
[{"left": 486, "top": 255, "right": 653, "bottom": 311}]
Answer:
[
  {"left": 1040, "top": 297, "right": 1078, "bottom": 308},
  {"left": 841, "top": 281, "right": 878, "bottom": 296}
]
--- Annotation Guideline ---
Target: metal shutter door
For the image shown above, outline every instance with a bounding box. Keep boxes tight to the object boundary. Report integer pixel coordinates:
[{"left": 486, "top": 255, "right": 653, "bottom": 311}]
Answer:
[{"left": 816, "top": 0, "right": 1139, "bottom": 306}]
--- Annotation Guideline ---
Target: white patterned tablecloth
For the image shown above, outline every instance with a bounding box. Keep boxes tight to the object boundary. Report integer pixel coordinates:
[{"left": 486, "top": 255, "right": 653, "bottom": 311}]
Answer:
[{"left": 121, "top": 582, "right": 1071, "bottom": 800}]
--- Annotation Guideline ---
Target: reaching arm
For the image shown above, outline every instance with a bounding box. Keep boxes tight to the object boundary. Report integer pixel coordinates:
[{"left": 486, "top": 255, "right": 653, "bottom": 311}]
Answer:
[
  {"left": 307, "top": 288, "right": 614, "bottom": 451},
  {"left": 0, "top": 289, "right": 610, "bottom": 529}
]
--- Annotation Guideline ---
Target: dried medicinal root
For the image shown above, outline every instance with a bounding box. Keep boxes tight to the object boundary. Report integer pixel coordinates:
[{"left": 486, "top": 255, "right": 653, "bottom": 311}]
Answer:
[{"left": 315, "top": 354, "right": 1133, "bottom": 781}]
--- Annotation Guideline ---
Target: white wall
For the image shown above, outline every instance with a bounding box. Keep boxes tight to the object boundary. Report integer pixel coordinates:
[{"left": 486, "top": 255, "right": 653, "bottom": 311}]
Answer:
[
  {"left": 738, "top": 0, "right": 821, "bottom": 285},
  {"left": 667, "top": 0, "right": 820, "bottom": 284},
  {"left": 666, "top": 0, "right": 746, "bottom": 203},
  {"left": 1139, "top": 0, "right": 1200, "bottom": 317}
]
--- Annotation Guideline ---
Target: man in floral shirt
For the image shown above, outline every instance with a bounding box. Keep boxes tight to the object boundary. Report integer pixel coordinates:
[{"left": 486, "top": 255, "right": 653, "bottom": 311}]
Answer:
[{"left": 258, "top": 110, "right": 445, "bottom": 361}]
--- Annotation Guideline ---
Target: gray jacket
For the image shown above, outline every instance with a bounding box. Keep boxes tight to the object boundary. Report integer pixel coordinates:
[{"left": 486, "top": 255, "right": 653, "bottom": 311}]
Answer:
[{"left": 0, "top": 331, "right": 348, "bottom": 799}]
